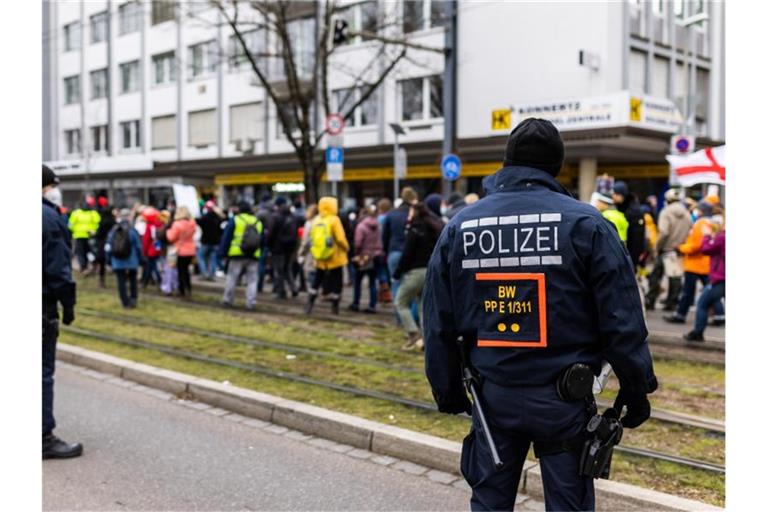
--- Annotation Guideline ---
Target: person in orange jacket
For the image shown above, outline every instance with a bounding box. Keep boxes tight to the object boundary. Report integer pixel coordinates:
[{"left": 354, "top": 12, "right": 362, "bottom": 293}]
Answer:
[{"left": 664, "top": 201, "right": 725, "bottom": 324}]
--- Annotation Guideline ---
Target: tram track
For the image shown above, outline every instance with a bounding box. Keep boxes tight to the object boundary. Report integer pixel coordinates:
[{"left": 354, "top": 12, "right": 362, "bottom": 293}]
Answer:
[{"left": 61, "top": 323, "right": 725, "bottom": 475}]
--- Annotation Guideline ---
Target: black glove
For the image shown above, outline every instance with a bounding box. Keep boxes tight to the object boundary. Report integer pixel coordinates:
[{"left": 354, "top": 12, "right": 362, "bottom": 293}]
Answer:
[
  {"left": 437, "top": 393, "right": 472, "bottom": 416},
  {"left": 613, "top": 388, "right": 651, "bottom": 428},
  {"left": 62, "top": 306, "right": 75, "bottom": 326}
]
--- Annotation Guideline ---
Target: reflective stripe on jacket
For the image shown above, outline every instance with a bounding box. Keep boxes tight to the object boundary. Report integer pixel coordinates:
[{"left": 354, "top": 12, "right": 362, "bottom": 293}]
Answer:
[
  {"left": 228, "top": 213, "right": 263, "bottom": 258},
  {"left": 68, "top": 208, "right": 101, "bottom": 239}
]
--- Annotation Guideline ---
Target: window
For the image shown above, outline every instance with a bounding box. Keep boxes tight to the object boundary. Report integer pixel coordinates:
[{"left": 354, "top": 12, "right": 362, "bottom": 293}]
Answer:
[
  {"left": 90, "top": 68, "right": 109, "bottom": 99},
  {"left": 275, "top": 17, "right": 314, "bottom": 80},
  {"left": 230, "top": 102, "right": 264, "bottom": 143},
  {"left": 652, "top": 0, "right": 664, "bottom": 16},
  {"left": 90, "top": 125, "right": 110, "bottom": 153},
  {"left": 119, "top": 1, "right": 141, "bottom": 35},
  {"left": 152, "top": 51, "right": 176, "bottom": 85},
  {"left": 120, "top": 120, "right": 141, "bottom": 150},
  {"left": 673, "top": 0, "right": 685, "bottom": 18},
  {"left": 64, "top": 75, "right": 81, "bottom": 105},
  {"left": 403, "top": 0, "right": 448, "bottom": 33},
  {"left": 152, "top": 115, "right": 176, "bottom": 149},
  {"left": 399, "top": 75, "right": 443, "bottom": 121},
  {"left": 64, "top": 129, "right": 81, "bottom": 155},
  {"left": 120, "top": 60, "right": 140, "bottom": 93},
  {"left": 188, "top": 109, "right": 217, "bottom": 147},
  {"left": 63, "top": 22, "right": 81, "bottom": 52},
  {"left": 228, "top": 30, "right": 263, "bottom": 70},
  {"left": 695, "top": 68, "right": 710, "bottom": 120},
  {"left": 188, "top": 40, "right": 217, "bottom": 78},
  {"left": 334, "top": 87, "right": 378, "bottom": 127},
  {"left": 90, "top": 11, "right": 108, "bottom": 44},
  {"left": 152, "top": 0, "right": 176, "bottom": 25},
  {"left": 629, "top": 50, "right": 646, "bottom": 94},
  {"left": 337, "top": 1, "right": 378, "bottom": 45},
  {"left": 651, "top": 56, "right": 669, "bottom": 97}
]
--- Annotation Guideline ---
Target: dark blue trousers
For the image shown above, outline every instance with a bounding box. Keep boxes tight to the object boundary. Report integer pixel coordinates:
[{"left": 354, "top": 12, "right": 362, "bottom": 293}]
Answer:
[
  {"left": 42, "top": 301, "right": 59, "bottom": 436},
  {"left": 461, "top": 380, "right": 595, "bottom": 511}
]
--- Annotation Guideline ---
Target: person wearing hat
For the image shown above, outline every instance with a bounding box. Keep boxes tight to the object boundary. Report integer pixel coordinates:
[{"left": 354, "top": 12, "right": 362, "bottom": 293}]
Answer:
[
  {"left": 664, "top": 201, "right": 725, "bottom": 326},
  {"left": 591, "top": 184, "right": 629, "bottom": 244},
  {"left": 423, "top": 119, "right": 656, "bottom": 511},
  {"left": 645, "top": 188, "right": 693, "bottom": 311},
  {"left": 42, "top": 165, "right": 83, "bottom": 459},
  {"left": 612, "top": 181, "right": 646, "bottom": 271}
]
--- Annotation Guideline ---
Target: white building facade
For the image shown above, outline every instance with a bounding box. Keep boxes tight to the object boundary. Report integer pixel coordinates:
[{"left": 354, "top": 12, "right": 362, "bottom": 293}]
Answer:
[{"left": 42, "top": 0, "right": 725, "bottom": 207}]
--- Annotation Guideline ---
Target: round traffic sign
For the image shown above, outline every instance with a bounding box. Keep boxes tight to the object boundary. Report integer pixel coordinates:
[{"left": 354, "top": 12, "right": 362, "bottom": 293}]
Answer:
[
  {"left": 326, "top": 114, "right": 345, "bottom": 136},
  {"left": 675, "top": 137, "right": 690, "bottom": 152},
  {"left": 441, "top": 154, "right": 462, "bottom": 181}
]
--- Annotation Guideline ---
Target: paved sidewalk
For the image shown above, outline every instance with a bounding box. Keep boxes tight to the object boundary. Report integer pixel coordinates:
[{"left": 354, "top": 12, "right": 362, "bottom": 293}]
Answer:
[{"left": 45, "top": 363, "right": 546, "bottom": 511}]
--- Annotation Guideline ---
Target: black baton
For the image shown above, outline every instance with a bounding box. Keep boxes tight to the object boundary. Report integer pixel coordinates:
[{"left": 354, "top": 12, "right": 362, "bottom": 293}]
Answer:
[{"left": 458, "top": 336, "right": 504, "bottom": 470}]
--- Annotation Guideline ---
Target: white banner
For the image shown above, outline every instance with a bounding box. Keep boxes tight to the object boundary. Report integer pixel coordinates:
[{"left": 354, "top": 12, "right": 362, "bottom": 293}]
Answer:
[
  {"left": 172, "top": 184, "right": 200, "bottom": 218},
  {"left": 666, "top": 146, "right": 726, "bottom": 187}
]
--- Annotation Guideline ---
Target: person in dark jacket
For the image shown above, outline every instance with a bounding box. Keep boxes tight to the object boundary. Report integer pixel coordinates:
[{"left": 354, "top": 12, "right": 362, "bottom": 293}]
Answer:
[
  {"left": 382, "top": 187, "right": 419, "bottom": 319},
  {"left": 613, "top": 181, "right": 646, "bottom": 271},
  {"left": 94, "top": 197, "right": 115, "bottom": 287},
  {"left": 268, "top": 196, "right": 299, "bottom": 299},
  {"left": 444, "top": 192, "right": 467, "bottom": 220},
  {"left": 256, "top": 194, "right": 274, "bottom": 293},
  {"left": 42, "top": 164, "right": 83, "bottom": 460},
  {"left": 393, "top": 202, "right": 444, "bottom": 350},
  {"left": 423, "top": 119, "right": 657, "bottom": 511},
  {"left": 196, "top": 200, "right": 225, "bottom": 281},
  {"left": 106, "top": 209, "right": 143, "bottom": 308}
]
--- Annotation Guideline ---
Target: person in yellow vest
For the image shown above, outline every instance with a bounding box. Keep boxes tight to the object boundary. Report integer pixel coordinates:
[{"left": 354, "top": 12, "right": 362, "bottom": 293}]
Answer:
[
  {"left": 218, "top": 201, "right": 264, "bottom": 310},
  {"left": 68, "top": 197, "right": 102, "bottom": 274},
  {"left": 305, "top": 196, "right": 349, "bottom": 315},
  {"left": 591, "top": 190, "right": 628, "bottom": 243}
]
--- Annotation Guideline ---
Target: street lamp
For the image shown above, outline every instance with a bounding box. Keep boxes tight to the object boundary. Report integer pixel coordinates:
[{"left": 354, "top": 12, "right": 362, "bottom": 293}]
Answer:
[
  {"left": 680, "top": 12, "right": 709, "bottom": 136},
  {"left": 389, "top": 122, "right": 407, "bottom": 201}
]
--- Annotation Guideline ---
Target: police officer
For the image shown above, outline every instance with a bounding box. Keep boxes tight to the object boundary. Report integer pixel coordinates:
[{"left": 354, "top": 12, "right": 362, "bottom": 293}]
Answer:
[
  {"left": 42, "top": 165, "right": 83, "bottom": 459},
  {"left": 69, "top": 196, "right": 101, "bottom": 274},
  {"left": 424, "top": 119, "right": 657, "bottom": 511}
]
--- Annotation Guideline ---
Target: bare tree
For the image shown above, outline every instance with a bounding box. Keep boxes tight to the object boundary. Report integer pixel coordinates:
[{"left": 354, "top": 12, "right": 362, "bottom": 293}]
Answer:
[{"left": 197, "top": 0, "right": 445, "bottom": 204}]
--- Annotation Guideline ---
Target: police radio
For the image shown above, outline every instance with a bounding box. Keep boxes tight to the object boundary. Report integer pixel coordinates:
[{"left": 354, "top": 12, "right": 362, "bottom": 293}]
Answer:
[{"left": 579, "top": 408, "right": 623, "bottom": 479}]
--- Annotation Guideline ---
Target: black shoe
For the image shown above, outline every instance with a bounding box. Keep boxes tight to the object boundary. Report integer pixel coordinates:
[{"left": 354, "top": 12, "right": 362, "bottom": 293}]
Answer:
[
  {"left": 645, "top": 300, "right": 655, "bottom": 311},
  {"left": 663, "top": 314, "right": 685, "bottom": 324},
  {"left": 684, "top": 330, "right": 705, "bottom": 342},
  {"left": 220, "top": 301, "right": 233, "bottom": 308},
  {"left": 710, "top": 318, "right": 725, "bottom": 327},
  {"left": 291, "top": 289, "right": 300, "bottom": 298},
  {"left": 331, "top": 300, "right": 340, "bottom": 315},
  {"left": 363, "top": 307, "right": 376, "bottom": 314},
  {"left": 43, "top": 434, "right": 83, "bottom": 460},
  {"left": 662, "top": 305, "right": 677, "bottom": 312},
  {"left": 348, "top": 304, "right": 360, "bottom": 312}
]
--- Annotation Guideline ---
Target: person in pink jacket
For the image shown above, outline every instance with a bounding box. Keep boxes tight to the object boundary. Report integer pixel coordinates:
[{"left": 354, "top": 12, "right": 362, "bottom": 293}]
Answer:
[
  {"left": 350, "top": 204, "right": 384, "bottom": 313},
  {"left": 684, "top": 214, "right": 725, "bottom": 342},
  {"left": 166, "top": 206, "right": 198, "bottom": 298}
]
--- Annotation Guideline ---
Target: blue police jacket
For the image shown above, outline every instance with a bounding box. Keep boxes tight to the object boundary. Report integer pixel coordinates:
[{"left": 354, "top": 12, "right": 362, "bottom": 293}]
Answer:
[
  {"left": 424, "top": 166, "right": 657, "bottom": 411},
  {"left": 42, "top": 198, "right": 76, "bottom": 308}
]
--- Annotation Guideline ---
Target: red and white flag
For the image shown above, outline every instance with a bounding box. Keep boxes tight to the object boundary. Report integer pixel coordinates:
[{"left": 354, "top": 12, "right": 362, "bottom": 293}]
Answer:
[{"left": 666, "top": 145, "right": 725, "bottom": 187}]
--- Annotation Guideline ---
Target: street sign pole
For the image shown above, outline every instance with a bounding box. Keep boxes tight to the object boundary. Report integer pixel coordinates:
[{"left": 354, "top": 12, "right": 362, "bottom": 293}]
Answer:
[{"left": 393, "top": 132, "right": 400, "bottom": 201}]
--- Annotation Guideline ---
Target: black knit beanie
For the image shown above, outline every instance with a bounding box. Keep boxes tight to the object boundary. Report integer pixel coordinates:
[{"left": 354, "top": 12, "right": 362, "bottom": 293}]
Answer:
[{"left": 502, "top": 118, "right": 564, "bottom": 177}]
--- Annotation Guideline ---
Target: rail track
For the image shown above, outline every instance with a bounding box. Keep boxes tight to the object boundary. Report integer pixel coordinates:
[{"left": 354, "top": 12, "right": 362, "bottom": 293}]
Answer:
[{"left": 61, "top": 321, "right": 725, "bottom": 475}]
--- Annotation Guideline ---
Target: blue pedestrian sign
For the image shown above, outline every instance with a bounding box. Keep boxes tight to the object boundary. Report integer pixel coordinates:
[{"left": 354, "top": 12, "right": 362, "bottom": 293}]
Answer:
[
  {"left": 326, "top": 147, "right": 344, "bottom": 164},
  {"left": 441, "top": 153, "right": 461, "bottom": 181}
]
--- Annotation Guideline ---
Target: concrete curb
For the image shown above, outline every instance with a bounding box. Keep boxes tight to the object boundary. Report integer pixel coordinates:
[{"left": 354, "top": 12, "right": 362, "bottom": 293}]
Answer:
[{"left": 57, "top": 343, "right": 722, "bottom": 512}]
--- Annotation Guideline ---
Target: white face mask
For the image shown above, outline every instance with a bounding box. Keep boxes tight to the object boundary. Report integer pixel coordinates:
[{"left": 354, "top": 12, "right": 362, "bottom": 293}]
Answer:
[
  {"left": 440, "top": 205, "right": 448, "bottom": 215},
  {"left": 44, "top": 187, "right": 63, "bottom": 207}
]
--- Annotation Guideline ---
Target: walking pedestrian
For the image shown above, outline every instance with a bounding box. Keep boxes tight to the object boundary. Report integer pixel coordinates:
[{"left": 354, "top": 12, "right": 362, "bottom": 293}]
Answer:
[
  {"left": 684, "top": 214, "right": 725, "bottom": 341},
  {"left": 68, "top": 197, "right": 101, "bottom": 274},
  {"left": 376, "top": 198, "right": 393, "bottom": 303},
  {"left": 350, "top": 205, "right": 384, "bottom": 313},
  {"left": 256, "top": 193, "right": 274, "bottom": 293},
  {"left": 166, "top": 206, "right": 197, "bottom": 298},
  {"left": 219, "top": 201, "right": 264, "bottom": 309},
  {"left": 305, "top": 197, "right": 349, "bottom": 315},
  {"left": 613, "top": 181, "right": 646, "bottom": 271},
  {"left": 196, "top": 200, "right": 225, "bottom": 281},
  {"left": 383, "top": 188, "right": 418, "bottom": 320},
  {"left": 645, "top": 189, "right": 692, "bottom": 311},
  {"left": 94, "top": 197, "right": 115, "bottom": 287},
  {"left": 444, "top": 192, "right": 467, "bottom": 220},
  {"left": 394, "top": 202, "right": 443, "bottom": 350},
  {"left": 269, "top": 196, "right": 299, "bottom": 299},
  {"left": 664, "top": 201, "right": 725, "bottom": 324},
  {"left": 140, "top": 207, "right": 163, "bottom": 288},
  {"left": 106, "top": 209, "right": 142, "bottom": 308},
  {"left": 42, "top": 164, "right": 83, "bottom": 459}
]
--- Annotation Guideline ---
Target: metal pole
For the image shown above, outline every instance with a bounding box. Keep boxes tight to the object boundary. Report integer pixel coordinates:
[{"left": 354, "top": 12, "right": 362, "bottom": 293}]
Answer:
[
  {"left": 393, "top": 132, "right": 399, "bottom": 200},
  {"left": 441, "top": 0, "right": 458, "bottom": 198},
  {"left": 685, "top": 23, "right": 692, "bottom": 135}
]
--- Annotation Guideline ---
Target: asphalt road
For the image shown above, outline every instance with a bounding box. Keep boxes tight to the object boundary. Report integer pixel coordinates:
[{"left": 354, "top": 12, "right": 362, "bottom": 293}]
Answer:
[{"left": 43, "top": 366, "right": 472, "bottom": 511}]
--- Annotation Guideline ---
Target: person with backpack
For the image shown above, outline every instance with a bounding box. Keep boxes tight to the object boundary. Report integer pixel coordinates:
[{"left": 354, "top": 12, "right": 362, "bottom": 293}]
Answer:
[
  {"left": 305, "top": 197, "right": 349, "bottom": 315},
  {"left": 218, "top": 201, "right": 264, "bottom": 309},
  {"left": 165, "top": 206, "right": 198, "bottom": 298},
  {"left": 140, "top": 207, "right": 163, "bottom": 289},
  {"left": 105, "top": 209, "right": 143, "bottom": 308},
  {"left": 268, "top": 196, "right": 299, "bottom": 299},
  {"left": 349, "top": 204, "right": 384, "bottom": 313}
]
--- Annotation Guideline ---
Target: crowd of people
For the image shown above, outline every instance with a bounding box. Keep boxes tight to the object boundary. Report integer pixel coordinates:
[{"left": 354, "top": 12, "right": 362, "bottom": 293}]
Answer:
[{"left": 57, "top": 175, "right": 724, "bottom": 348}]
